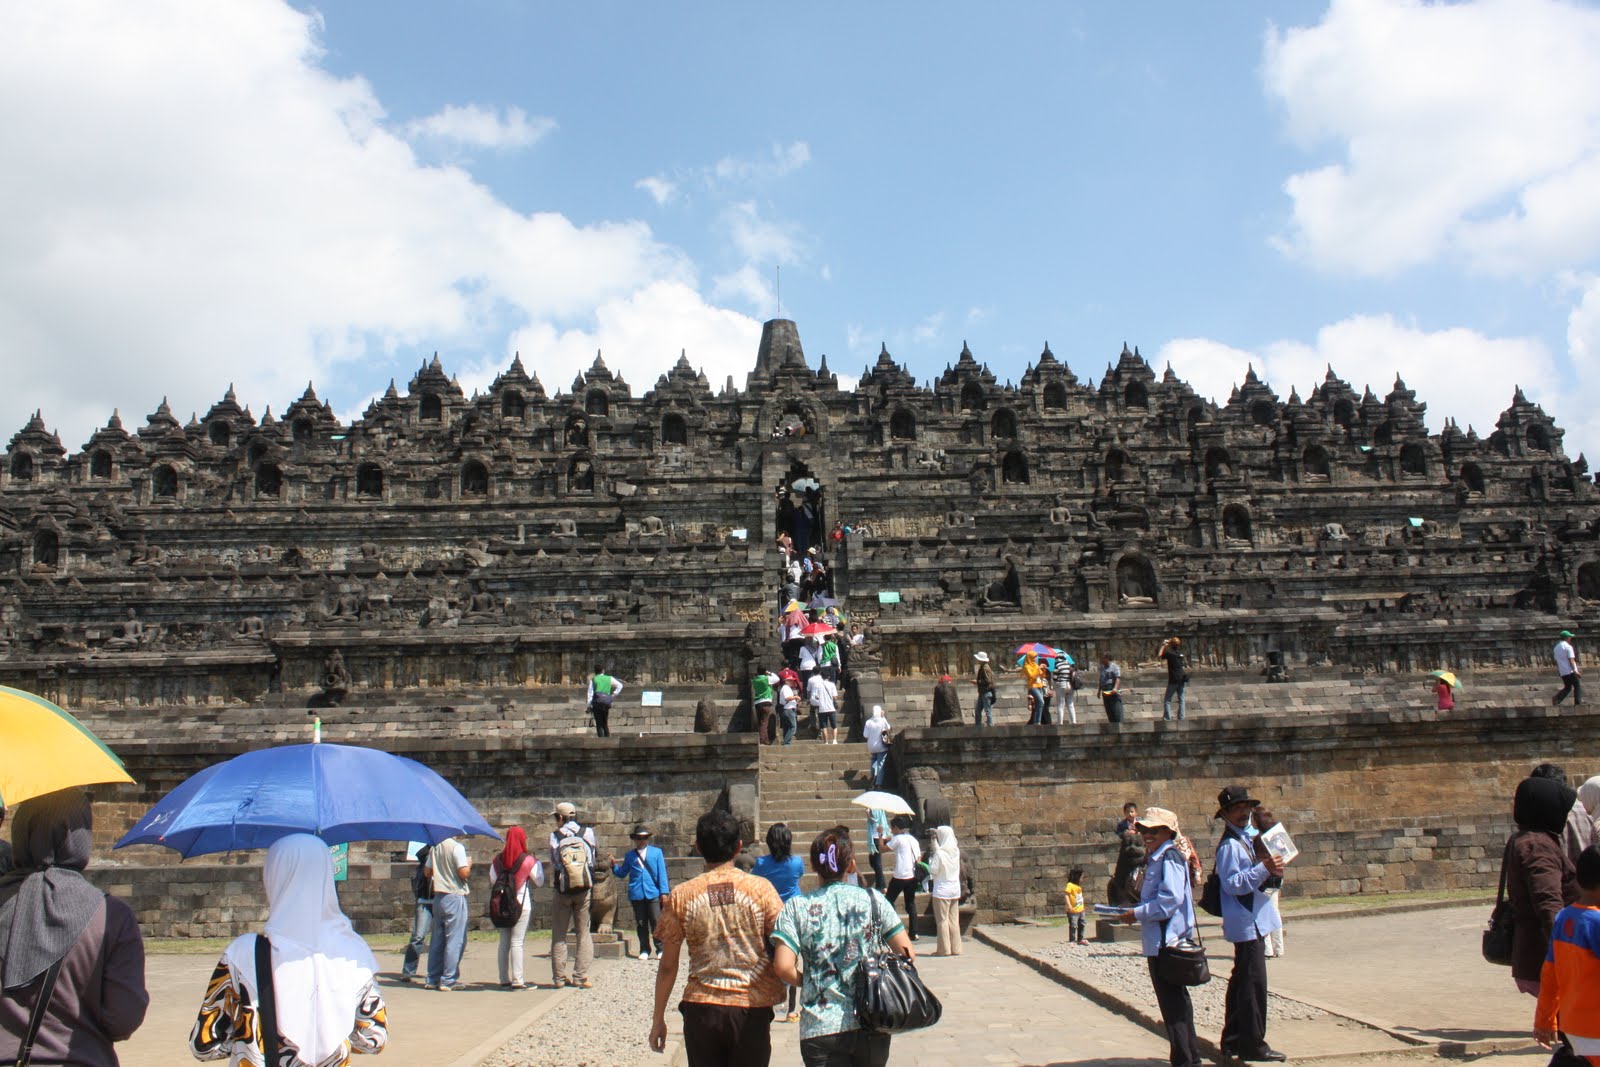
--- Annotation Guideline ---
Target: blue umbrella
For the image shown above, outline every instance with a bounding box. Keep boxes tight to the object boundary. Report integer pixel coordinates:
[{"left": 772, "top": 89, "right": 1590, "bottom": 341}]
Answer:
[{"left": 113, "top": 743, "right": 499, "bottom": 858}]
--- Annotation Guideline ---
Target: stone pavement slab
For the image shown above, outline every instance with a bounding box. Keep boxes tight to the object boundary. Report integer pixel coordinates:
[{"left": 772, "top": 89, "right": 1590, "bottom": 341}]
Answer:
[{"left": 117, "top": 933, "right": 572, "bottom": 1067}]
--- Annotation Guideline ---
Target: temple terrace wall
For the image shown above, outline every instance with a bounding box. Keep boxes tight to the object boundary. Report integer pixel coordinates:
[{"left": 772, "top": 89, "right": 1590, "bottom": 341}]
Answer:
[{"left": 892, "top": 702, "right": 1600, "bottom": 920}]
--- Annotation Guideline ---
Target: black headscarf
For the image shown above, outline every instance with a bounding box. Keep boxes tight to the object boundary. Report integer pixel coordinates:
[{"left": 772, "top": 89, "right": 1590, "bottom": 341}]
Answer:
[
  {"left": 0, "top": 788, "right": 105, "bottom": 990},
  {"left": 1513, "top": 775, "right": 1578, "bottom": 837}
]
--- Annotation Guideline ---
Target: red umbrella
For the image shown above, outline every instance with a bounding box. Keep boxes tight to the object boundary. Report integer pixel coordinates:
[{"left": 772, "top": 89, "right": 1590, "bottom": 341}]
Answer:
[{"left": 800, "top": 622, "right": 835, "bottom": 636}]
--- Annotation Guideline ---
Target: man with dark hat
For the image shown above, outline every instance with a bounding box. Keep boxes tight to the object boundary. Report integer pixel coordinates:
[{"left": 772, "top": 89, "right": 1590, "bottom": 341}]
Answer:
[
  {"left": 610, "top": 825, "right": 671, "bottom": 960},
  {"left": 1215, "top": 785, "right": 1287, "bottom": 1063}
]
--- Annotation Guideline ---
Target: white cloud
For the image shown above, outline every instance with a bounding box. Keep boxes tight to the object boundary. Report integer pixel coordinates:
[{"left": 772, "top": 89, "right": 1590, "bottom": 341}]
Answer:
[
  {"left": 1265, "top": 0, "right": 1600, "bottom": 277},
  {"left": 723, "top": 201, "right": 804, "bottom": 266},
  {"left": 1159, "top": 315, "right": 1557, "bottom": 437},
  {"left": 711, "top": 265, "right": 776, "bottom": 314},
  {"left": 403, "top": 103, "right": 554, "bottom": 151},
  {"left": 711, "top": 141, "right": 810, "bottom": 186},
  {"left": 635, "top": 175, "right": 677, "bottom": 206},
  {"left": 913, "top": 314, "right": 945, "bottom": 343},
  {"left": 0, "top": 0, "right": 761, "bottom": 446}
]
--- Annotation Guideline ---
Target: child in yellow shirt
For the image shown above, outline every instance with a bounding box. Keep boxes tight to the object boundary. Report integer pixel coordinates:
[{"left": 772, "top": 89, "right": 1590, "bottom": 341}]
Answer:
[{"left": 1064, "top": 867, "right": 1087, "bottom": 945}]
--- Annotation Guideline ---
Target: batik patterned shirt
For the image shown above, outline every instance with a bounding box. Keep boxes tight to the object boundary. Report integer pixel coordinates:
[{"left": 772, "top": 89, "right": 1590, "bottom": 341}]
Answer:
[
  {"left": 655, "top": 866, "right": 785, "bottom": 1008},
  {"left": 771, "top": 882, "right": 904, "bottom": 1039},
  {"left": 189, "top": 957, "right": 387, "bottom": 1067}
]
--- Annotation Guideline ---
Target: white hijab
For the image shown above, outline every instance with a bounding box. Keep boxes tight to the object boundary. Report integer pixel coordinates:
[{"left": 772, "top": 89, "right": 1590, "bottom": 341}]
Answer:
[
  {"left": 869, "top": 705, "right": 888, "bottom": 728},
  {"left": 224, "top": 834, "right": 378, "bottom": 1065},
  {"left": 929, "top": 825, "right": 960, "bottom": 883}
]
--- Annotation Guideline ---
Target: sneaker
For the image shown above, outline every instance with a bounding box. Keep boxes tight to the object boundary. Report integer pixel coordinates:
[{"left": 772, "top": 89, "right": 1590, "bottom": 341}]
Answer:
[
  {"left": 638, "top": 950, "right": 651, "bottom": 960},
  {"left": 1077, "top": 939, "right": 1089, "bottom": 945},
  {"left": 510, "top": 982, "right": 526, "bottom": 990},
  {"left": 786, "top": 1012, "right": 800, "bottom": 1023},
  {"left": 437, "top": 984, "right": 453, "bottom": 992},
  {"left": 423, "top": 983, "right": 439, "bottom": 990},
  {"left": 574, "top": 978, "right": 593, "bottom": 989}
]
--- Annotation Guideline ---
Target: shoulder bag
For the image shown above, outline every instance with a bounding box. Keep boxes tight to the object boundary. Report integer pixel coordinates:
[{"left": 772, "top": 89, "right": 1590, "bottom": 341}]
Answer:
[
  {"left": 254, "top": 934, "right": 283, "bottom": 1066},
  {"left": 1154, "top": 852, "right": 1211, "bottom": 987},
  {"left": 854, "top": 888, "right": 943, "bottom": 1034},
  {"left": 13, "top": 959, "right": 62, "bottom": 1067},
  {"left": 1482, "top": 835, "right": 1516, "bottom": 967}
]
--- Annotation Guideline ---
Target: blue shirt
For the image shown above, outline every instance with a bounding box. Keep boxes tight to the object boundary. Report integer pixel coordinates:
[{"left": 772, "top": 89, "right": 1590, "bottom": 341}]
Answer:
[
  {"left": 752, "top": 854, "right": 806, "bottom": 901},
  {"left": 1216, "top": 822, "right": 1282, "bottom": 942},
  {"left": 613, "top": 844, "right": 670, "bottom": 901},
  {"left": 1130, "top": 840, "right": 1196, "bottom": 957},
  {"left": 866, "top": 809, "right": 890, "bottom": 856}
]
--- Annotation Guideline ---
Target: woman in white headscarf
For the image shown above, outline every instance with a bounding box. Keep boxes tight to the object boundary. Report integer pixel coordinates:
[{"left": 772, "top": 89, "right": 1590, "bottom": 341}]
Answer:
[
  {"left": 1581, "top": 776, "right": 1600, "bottom": 841},
  {"left": 927, "top": 825, "right": 964, "bottom": 956},
  {"left": 190, "top": 834, "right": 387, "bottom": 1067}
]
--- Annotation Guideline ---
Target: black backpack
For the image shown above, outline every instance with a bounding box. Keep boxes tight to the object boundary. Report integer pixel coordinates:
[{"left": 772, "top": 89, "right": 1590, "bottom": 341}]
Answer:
[
  {"left": 488, "top": 854, "right": 527, "bottom": 928},
  {"left": 410, "top": 846, "right": 433, "bottom": 902}
]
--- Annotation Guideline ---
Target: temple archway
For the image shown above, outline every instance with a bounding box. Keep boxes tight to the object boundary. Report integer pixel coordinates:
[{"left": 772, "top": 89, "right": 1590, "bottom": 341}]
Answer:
[
  {"left": 1105, "top": 449, "right": 1128, "bottom": 483},
  {"left": 1205, "top": 447, "right": 1232, "bottom": 480},
  {"left": 569, "top": 457, "right": 594, "bottom": 493},
  {"left": 90, "top": 450, "right": 112, "bottom": 480},
  {"left": 1125, "top": 382, "right": 1148, "bottom": 409},
  {"left": 209, "top": 422, "right": 231, "bottom": 447},
  {"left": 1223, "top": 504, "right": 1252, "bottom": 541},
  {"left": 1302, "top": 446, "right": 1331, "bottom": 479},
  {"left": 152, "top": 465, "right": 178, "bottom": 500},
  {"left": 586, "top": 390, "right": 609, "bottom": 417},
  {"left": 662, "top": 413, "right": 688, "bottom": 445},
  {"left": 960, "top": 381, "right": 986, "bottom": 411},
  {"left": 1001, "top": 451, "right": 1029, "bottom": 484},
  {"left": 991, "top": 409, "right": 1018, "bottom": 440},
  {"left": 356, "top": 463, "right": 384, "bottom": 497},
  {"left": 1580, "top": 562, "right": 1600, "bottom": 602},
  {"left": 1528, "top": 424, "right": 1551, "bottom": 452},
  {"left": 462, "top": 459, "right": 490, "bottom": 496},
  {"left": 1043, "top": 383, "right": 1067, "bottom": 411},
  {"left": 419, "top": 395, "right": 442, "bottom": 421},
  {"left": 293, "top": 419, "right": 312, "bottom": 444},
  {"left": 777, "top": 461, "right": 826, "bottom": 554},
  {"left": 9, "top": 453, "right": 33, "bottom": 481},
  {"left": 1399, "top": 443, "right": 1427, "bottom": 476},
  {"left": 1460, "top": 463, "right": 1485, "bottom": 494},
  {"left": 255, "top": 463, "right": 283, "bottom": 498},
  {"left": 32, "top": 530, "right": 59, "bottom": 570},
  {"left": 1116, "top": 555, "right": 1157, "bottom": 601},
  {"left": 502, "top": 391, "right": 525, "bottom": 420},
  {"left": 1333, "top": 399, "right": 1355, "bottom": 428},
  {"left": 1251, "top": 400, "right": 1277, "bottom": 427},
  {"left": 889, "top": 409, "right": 916, "bottom": 441}
]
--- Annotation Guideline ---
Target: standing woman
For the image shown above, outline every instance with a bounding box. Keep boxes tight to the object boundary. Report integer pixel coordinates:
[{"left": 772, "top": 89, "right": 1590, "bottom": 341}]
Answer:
[
  {"left": 490, "top": 826, "right": 539, "bottom": 988},
  {"left": 611, "top": 825, "right": 670, "bottom": 960},
  {"left": 190, "top": 833, "right": 386, "bottom": 1066},
  {"left": 1119, "top": 807, "right": 1202, "bottom": 1067},
  {"left": 771, "top": 829, "right": 915, "bottom": 1067},
  {"left": 1505, "top": 774, "right": 1578, "bottom": 996},
  {"left": 752, "top": 823, "right": 806, "bottom": 1023},
  {"left": 1021, "top": 651, "right": 1049, "bottom": 725},
  {"left": 927, "top": 825, "right": 963, "bottom": 956},
  {"left": 0, "top": 788, "right": 149, "bottom": 1066}
]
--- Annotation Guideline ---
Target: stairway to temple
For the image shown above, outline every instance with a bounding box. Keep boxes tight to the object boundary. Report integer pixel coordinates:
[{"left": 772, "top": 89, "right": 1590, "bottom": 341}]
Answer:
[{"left": 756, "top": 742, "right": 874, "bottom": 858}]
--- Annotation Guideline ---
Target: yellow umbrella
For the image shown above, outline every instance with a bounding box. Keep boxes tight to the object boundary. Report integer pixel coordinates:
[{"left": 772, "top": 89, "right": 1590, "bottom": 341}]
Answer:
[
  {"left": 1427, "top": 670, "right": 1460, "bottom": 690},
  {"left": 0, "top": 685, "right": 134, "bottom": 807}
]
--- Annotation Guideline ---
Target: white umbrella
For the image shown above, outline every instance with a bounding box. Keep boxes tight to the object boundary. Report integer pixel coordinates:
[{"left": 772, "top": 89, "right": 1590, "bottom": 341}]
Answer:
[{"left": 851, "top": 790, "right": 914, "bottom": 816}]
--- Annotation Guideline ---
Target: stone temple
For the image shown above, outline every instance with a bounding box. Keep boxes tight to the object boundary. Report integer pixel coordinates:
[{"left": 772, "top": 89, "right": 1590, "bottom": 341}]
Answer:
[{"left": 2, "top": 318, "right": 1598, "bottom": 935}]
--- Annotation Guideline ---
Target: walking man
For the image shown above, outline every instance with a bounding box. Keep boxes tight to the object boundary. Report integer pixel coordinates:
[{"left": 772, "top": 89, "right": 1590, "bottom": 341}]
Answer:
[
  {"left": 1553, "top": 629, "right": 1581, "bottom": 707},
  {"left": 648, "top": 809, "right": 785, "bottom": 1066},
  {"left": 973, "top": 651, "right": 996, "bottom": 727},
  {"left": 1099, "top": 652, "right": 1125, "bottom": 723},
  {"left": 424, "top": 835, "right": 471, "bottom": 990},
  {"left": 400, "top": 843, "right": 433, "bottom": 981},
  {"left": 807, "top": 669, "right": 839, "bottom": 744},
  {"left": 588, "top": 665, "right": 624, "bottom": 737},
  {"left": 1159, "top": 636, "right": 1190, "bottom": 721},
  {"left": 1215, "top": 785, "right": 1287, "bottom": 1064},
  {"left": 549, "top": 801, "right": 598, "bottom": 988}
]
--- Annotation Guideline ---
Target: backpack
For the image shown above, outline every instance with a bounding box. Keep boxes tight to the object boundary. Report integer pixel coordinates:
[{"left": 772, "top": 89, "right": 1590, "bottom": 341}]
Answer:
[
  {"left": 1198, "top": 869, "right": 1223, "bottom": 917},
  {"left": 488, "top": 854, "right": 528, "bottom": 928},
  {"left": 410, "top": 845, "right": 433, "bottom": 901},
  {"left": 554, "top": 829, "right": 595, "bottom": 895},
  {"left": 1067, "top": 665, "right": 1084, "bottom": 692}
]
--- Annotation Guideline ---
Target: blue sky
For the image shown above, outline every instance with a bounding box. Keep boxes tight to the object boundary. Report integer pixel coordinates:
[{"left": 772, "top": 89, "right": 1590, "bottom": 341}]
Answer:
[{"left": 4, "top": 0, "right": 1599, "bottom": 458}]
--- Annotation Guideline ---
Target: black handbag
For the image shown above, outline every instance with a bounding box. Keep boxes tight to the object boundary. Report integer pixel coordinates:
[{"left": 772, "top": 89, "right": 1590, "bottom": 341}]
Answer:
[
  {"left": 1155, "top": 853, "right": 1211, "bottom": 987},
  {"left": 1482, "top": 836, "right": 1516, "bottom": 967},
  {"left": 854, "top": 890, "right": 943, "bottom": 1034}
]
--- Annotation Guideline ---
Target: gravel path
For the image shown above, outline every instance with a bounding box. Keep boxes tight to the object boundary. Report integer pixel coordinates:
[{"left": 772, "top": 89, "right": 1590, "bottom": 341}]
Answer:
[
  {"left": 1034, "top": 938, "right": 1325, "bottom": 1032},
  {"left": 481, "top": 954, "right": 685, "bottom": 1067}
]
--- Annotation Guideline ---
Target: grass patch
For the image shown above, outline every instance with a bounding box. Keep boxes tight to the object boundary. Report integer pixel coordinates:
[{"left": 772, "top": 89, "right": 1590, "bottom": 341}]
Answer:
[{"left": 1278, "top": 887, "right": 1488, "bottom": 913}]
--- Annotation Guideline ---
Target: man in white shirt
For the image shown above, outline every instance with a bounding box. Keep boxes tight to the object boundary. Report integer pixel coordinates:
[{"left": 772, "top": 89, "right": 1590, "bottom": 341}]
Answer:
[
  {"left": 1554, "top": 629, "right": 1581, "bottom": 706},
  {"left": 777, "top": 670, "right": 800, "bottom": 746},
  {"left": 884, "top": 816, "right": 923, "bottom": 942},
  {"left": 424, "top": 835, "right": 471, "bottom": 990},
  {"left": 807, "top": 671, "right": 838, "bottom": 744},
  {"left": 863, "top": 705, "right": 892, "bottom": 786}
]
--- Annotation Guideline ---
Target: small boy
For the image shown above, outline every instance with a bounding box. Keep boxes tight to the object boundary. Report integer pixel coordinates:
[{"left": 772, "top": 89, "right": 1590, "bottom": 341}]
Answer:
[
  {"left": 1536, "top": 843, "right": 1600, "bottom": 1064},
  {"left": 1064, "top": 867, "right": 1087, "bottom": 945}
]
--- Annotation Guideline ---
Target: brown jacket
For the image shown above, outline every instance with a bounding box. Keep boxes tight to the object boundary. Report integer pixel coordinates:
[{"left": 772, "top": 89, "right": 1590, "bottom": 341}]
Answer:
[
  {"left": 0, "top": 895, "right": 148, "bottom": 1066},
  {"left": 1505, "top": 829, "right": 1577, "bottom": 982}
]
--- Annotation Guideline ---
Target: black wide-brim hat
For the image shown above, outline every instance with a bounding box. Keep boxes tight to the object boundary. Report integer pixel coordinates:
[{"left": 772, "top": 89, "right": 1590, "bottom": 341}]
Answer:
[
  {"left": 1215, "top": 784, "right": 1261, "bottom": 818},
  {"left": 630, "top": 825, "right": 652, "bottom": 839}
]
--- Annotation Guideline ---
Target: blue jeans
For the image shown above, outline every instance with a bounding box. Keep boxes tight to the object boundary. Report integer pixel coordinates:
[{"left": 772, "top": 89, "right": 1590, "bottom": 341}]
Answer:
[
  {"left": 1028, "top": 688, "right": 1047, "bottom": 725},
  {"left": 401, "top": 897, "right": 432, "bottom": 977},
  {"left": 427, "top": 893, "right": 468, "bottom": 987},
  {"left": 1163, "top": 681, "right": 1188, "bottom": 720},
  {"left": 870, "top": 750, "right": 888, "bottom": 786},
  {"left": 975, "top": 688, "right": 995, "bottom": 726},
  {"left": 780, "top": 704, "right": 798, "bottom": 744}
]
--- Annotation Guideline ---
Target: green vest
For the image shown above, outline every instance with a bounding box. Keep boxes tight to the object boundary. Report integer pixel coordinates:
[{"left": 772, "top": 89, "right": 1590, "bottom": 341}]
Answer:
[
  {"left": 593, "top": 673, "right": 614, "bottom": 695},
  {"left": 751, "top": 674, "right": 774, "bottom": 703}
]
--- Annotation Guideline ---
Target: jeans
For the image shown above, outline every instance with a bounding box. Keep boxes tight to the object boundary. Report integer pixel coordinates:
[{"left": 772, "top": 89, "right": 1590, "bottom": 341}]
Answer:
[
  {"left": 1028, "top": 688, "right": 1048, "bottom": 725},
  {"left": 1148, "top": 957, "right": 1203, "bottom": 1067},
  {"left": 886, "top": 877, "right": 919, "bottom": 938},
  {"left": 426, "top": 892, "right": 468, "bottom": 987},
  {"left": 868, "top": 851, "right": 885, "bottom": 892},
  {"left": 1221, "top": 936, "right": 1271, "bottom": 1057},
  {"left": 1555, "top": 672, "right": 1582, "bottom": 706},
  {"left": 800, "top": 1029, "right": 891, "bottom": 1067},
  {"left": 550, "top": 889, "right": 593, "bottom": 983},
  {"left": 632, "top": 897, "right": 662, "bottom": 956},
  {"left": 1163, "top": 680, "right": 1188, "bottom": 720},
  {"left": 496, "top": 888, "right": 532, "bottom": 985},
  {"left": 974, "top": 688, "right": 995, "bottom": 726},
  {"left": 401, "top": 897, "right": 432, "bottom": 977},
  {"left": 1068, "top": 912, "right": 1085, "bottom": 942},
  {"left": 780, "top": 703, "right": 798, "bottom": 744},
  {"left": 869, "top": 750, "right": 888, "bottom": 787}
]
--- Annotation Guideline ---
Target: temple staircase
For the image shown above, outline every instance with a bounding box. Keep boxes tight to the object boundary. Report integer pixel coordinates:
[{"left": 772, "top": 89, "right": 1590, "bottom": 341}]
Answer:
[{"left": 756, "top": 742, "right": 874, "bottom": 889}]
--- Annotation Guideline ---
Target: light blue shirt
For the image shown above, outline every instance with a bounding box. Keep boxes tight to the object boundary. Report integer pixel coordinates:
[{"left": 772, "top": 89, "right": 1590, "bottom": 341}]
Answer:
[
  {"left": 1130, "top": 840, "right": 1196, "bottom": 957},
  {"left": 1217, "top": 822, "right": 1282, "bottom": 942}
]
